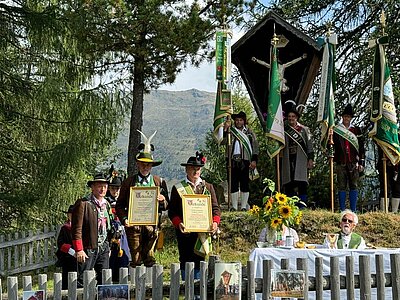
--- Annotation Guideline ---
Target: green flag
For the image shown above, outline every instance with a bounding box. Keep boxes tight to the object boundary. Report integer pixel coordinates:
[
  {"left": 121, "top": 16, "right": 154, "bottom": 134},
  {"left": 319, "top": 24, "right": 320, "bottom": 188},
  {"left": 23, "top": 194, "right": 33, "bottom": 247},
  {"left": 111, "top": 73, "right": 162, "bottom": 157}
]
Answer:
[
  {"left": 213, "top": 81, "right": 231, "bottom": 144},
  {"left": 265, "top": 42, "right": 284, "bottom": 158},
  {"left": 368, "top": 36, "right": 400, "bottom": 165},
  {"left": 317, "top": 34, "right": 337, "bottom": 151}
]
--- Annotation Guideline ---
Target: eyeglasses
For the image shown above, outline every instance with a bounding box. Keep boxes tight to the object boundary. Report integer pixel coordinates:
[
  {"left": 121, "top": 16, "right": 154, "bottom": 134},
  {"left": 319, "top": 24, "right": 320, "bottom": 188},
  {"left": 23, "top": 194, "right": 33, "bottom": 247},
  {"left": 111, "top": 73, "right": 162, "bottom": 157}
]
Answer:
[{"left": 341, "top": 218, "right": 354, "bottom": 224}]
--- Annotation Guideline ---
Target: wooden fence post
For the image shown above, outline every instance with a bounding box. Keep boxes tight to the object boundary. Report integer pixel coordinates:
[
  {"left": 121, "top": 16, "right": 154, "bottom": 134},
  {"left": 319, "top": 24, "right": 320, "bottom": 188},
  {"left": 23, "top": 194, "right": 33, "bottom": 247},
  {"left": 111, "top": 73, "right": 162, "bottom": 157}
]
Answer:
[
  {"left": 359, "top": 255, "right": 371, "bottom": 300},
  {"left": 262, "top": 259, "right": 272, "bottom": 300},
  {"left": 152, "top": 264, "right": 163, "bottom": 299},
  {"left": 375, "top": 254, "right": 386, "bottom": 300},
  {"left": 315, "top": 256, "right": 323, "bottom": 299},
  {"left": 7, "top": 276, "right": 18, "bottom": 300},
  {"left": 135, "top": 265, "right": 147, "bottom": 300},
  {"left": 390, "top": 253, "right": 400, "bottom": 300},
  {"left": 346, "top": 255, "right": 355, "bottom": 300},
  {"left": 170, "top": 263, "right": 180, "bottom": 300},
  {"left": 102, "top": 269, "right": 112, "bottom": 285},
  {"left": 83, "top": 270, "right": 96, "bottom": 300},
  {"left": 330, "top": 256, "right": 340, "bottom": 300},
  {"left": 38, "top": 274, "right": 47, "bottom": 293},
  {"left": 68, "top": 271, "right": 78, "bottom": 300},
  {"left": 184, "top": 262, "right": 195, "bottom": 300},
  {"left": 247, "top": 260, "right": 255, "bottom": 300},
  {"left": 297, "top": 257, "right": 308, "bottom": 300},
  {"left": 53, "top": 272, "right": 62, "bottom": 300},
  {"left": 23, "top": 275, "right": 32, "bottom": 291},
  {"left": 119, "top": 267, "right": 129, "bottom": 284},
  {"left": 200, "top": 261, "right": 208, "bottom": 300}
]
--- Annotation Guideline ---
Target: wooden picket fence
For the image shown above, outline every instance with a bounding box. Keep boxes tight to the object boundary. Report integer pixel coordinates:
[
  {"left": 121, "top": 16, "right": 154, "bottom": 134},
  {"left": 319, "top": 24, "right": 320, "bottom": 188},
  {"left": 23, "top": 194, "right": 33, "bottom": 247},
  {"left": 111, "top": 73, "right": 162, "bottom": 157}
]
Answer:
[
  {"left": 0, "top": 226, "right": 58, "bottom": 277},
  {"left": 1, "top": 253, "right": 400, "bottom": 299}
]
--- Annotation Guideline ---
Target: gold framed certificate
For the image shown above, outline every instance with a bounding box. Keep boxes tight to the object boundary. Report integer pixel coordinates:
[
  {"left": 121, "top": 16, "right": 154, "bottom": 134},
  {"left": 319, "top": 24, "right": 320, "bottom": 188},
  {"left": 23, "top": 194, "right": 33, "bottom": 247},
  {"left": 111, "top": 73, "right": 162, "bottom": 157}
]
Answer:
[
  {"left": 182, "top": 194, "right": 212, "bottom": 232},
  {"left": 127, "top": 186, "right": 159, "bottom": 226}
]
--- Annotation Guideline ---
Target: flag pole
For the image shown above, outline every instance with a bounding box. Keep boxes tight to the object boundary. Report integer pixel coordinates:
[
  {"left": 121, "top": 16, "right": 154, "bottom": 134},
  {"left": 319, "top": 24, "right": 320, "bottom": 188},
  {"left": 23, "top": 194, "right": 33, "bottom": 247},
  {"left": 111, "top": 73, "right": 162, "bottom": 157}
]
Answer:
[
  {"left": 380, "top": 11, "right": 388, "bottom": 214},
  {"left": 227, "top": 115, "right": 232, "bottom": 210},
  {"left": 276, "top": 152, "right": 281, "bottom": 192},
  {"left": 382, "top": 154, "right": 388, "bottom": 213},
  {"left": 328, "top": 130, "right": 335, "bottom": 212}
]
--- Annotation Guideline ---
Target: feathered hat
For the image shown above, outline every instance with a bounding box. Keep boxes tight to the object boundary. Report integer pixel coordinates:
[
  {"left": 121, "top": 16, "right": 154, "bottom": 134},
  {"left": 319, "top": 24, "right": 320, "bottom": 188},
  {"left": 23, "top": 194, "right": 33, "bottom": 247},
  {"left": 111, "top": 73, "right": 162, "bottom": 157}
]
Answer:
[
  {"left": 284, "top": 100, "right": 303, "bottom": 118},
  {"left": 107, "top": 164, "right": 122, "bottom": 187},
  {"left": 135, "top": 130, "right": 162, "bottom": 167}
]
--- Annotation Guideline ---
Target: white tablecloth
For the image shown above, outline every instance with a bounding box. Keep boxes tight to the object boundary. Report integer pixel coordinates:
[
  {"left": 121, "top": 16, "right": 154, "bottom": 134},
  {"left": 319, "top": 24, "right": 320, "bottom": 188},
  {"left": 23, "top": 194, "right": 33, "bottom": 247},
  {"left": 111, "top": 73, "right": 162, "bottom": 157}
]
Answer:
[
  {"left": 249, "top": 247, "right": 400, "bottom": 299},
  {"left": 249, "top": 247, "right": 400, "bottom": 277}
]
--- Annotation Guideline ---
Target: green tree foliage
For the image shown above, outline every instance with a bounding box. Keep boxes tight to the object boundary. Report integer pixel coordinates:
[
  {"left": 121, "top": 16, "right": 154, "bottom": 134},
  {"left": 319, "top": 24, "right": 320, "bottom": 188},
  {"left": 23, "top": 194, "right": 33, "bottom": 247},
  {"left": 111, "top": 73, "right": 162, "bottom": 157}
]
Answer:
[
  {"left": 0, "top": 1, "right": 126, "bottom": 231},
  {"left": 55, "top": 0, "right": 254, "bottom": 176}
]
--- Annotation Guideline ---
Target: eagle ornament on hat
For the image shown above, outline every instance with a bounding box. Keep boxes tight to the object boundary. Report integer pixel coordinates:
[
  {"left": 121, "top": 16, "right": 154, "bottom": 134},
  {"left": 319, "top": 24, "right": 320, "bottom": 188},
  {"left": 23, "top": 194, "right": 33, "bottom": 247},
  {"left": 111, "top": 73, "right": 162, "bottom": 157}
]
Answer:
[{"left": 135, "top": 130, "right": 162, "bottom": 166}]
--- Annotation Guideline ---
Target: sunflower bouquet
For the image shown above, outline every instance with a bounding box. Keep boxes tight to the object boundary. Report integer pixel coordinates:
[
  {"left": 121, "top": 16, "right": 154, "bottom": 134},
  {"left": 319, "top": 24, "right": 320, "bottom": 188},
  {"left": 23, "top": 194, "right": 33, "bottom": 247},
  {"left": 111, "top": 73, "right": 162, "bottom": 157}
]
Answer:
[{"left": 249, "top": 178, "right": 303, "bottom": 232}]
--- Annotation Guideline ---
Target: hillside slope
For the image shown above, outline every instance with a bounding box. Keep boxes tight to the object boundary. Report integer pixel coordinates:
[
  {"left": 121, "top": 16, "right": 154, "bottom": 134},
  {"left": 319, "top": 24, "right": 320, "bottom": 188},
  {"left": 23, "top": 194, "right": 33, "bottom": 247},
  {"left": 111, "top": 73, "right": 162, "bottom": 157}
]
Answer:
[{"left": 116, "top": 89, "right": 216, "bottom": 183}]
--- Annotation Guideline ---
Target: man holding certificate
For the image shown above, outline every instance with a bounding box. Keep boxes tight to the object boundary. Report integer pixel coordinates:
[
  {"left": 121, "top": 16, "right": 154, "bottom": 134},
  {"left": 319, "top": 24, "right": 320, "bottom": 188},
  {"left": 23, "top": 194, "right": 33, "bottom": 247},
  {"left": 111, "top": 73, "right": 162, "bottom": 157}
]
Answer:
[
  {"left": 168, "top": 152, "right": 221, "bottom": 279},
  {"left": 116, "top": 131, "right": 169, "bottom": 268}
]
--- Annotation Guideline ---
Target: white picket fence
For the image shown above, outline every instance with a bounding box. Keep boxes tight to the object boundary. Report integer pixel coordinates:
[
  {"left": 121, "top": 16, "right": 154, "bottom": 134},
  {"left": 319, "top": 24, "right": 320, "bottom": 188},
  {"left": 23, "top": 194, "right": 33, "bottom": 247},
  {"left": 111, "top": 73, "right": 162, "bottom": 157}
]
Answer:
[
  {"left": 1, "top": 254, "right": 400, "bottom": 299},
  {"left": 1, "top": 227, "right": 400, "bottom": 299}
]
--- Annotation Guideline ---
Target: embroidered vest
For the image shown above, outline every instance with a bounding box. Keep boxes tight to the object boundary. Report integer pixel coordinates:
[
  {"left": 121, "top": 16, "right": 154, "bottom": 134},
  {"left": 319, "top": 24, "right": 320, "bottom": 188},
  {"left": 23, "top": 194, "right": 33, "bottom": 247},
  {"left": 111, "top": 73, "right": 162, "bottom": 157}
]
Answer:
[{"left": 337, "top": 232, "right": 362, "bottom": 249}]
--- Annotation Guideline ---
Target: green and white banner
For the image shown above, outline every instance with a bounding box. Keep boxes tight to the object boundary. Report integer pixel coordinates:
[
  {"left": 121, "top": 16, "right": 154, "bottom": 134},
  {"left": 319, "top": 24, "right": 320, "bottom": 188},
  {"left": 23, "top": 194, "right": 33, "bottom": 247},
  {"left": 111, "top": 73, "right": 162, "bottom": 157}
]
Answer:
[
  {"left": 215, "top": 29, "right": 232, "bottom": 83},
  {"left": 265, "top": 41, "right": 285, "bottom": 158},
  {"left": 317, "top": 34, "right": 337, "bottom": 151},
  {"left": 213, "top": 81, "right": 231, "bottom": 144},
  {"left": 368, "top": 36, "right": 400, "bottom": 165}
]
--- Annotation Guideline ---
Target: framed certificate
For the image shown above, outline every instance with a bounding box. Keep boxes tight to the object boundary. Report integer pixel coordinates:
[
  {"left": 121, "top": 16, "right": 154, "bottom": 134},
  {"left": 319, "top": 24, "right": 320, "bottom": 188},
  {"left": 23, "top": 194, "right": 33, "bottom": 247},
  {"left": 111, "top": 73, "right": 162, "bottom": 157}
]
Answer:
[
  {"left": 127, "top": 186, "right": 159, "bottom": 226},
  {"left": 182, "top": 194, "right": 212, "bottom": 232}
]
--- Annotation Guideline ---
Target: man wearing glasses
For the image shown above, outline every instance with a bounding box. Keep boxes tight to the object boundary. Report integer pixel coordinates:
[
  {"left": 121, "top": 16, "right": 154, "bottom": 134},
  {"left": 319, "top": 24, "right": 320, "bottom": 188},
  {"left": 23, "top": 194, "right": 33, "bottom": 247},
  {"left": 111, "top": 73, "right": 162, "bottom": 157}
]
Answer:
[{"left": 325, "top": 210, "right": 366, "bottom": 249}]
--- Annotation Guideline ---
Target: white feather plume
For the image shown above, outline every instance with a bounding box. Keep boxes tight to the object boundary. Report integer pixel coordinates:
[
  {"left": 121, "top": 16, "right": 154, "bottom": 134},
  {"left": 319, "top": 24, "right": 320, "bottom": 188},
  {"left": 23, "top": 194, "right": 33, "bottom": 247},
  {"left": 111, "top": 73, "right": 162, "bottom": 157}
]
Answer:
[{"left": 137, "top": 130, "right": 157, "bottom": 153}]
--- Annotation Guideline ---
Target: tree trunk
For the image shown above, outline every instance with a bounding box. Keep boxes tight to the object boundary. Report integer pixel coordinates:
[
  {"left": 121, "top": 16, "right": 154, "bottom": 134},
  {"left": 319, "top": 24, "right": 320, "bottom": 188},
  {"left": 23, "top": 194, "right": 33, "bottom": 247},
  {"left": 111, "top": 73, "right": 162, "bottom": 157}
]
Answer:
[{"left": 127, "top": 61, "right": 145, "bottom": 177}]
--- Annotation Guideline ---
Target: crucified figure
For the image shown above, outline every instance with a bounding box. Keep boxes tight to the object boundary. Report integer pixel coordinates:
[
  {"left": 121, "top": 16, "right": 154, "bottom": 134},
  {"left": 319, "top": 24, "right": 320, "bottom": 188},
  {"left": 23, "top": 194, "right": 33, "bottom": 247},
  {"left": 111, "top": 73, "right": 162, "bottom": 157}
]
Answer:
[{"left": 252, "top": 53, "right": 307, "bottom": 93}]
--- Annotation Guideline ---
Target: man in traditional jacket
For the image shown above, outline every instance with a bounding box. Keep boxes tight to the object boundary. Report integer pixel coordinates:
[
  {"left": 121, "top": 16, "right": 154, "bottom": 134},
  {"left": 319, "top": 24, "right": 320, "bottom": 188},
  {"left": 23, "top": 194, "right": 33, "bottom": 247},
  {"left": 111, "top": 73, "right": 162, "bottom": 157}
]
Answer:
[
  {"left": 116, "top": 130, "right": 169, "bottom": 268},
  {"left": 222, "top": 111, "right": 259, "bottom": 211},
  {"left": 333, "top": 104, "right": 365, "bottom": 211},
  {"left": 71, "top": 173, "right": 114, "bottom": 287},
  {"left": 168, "top": 152, "right": 221, "bottom": 279},
  {"left": 281, "top": 101, "right": 314, "bottom": 207},
  {"left": 324, "top": 209, "right": 366, "bottom": 249}
]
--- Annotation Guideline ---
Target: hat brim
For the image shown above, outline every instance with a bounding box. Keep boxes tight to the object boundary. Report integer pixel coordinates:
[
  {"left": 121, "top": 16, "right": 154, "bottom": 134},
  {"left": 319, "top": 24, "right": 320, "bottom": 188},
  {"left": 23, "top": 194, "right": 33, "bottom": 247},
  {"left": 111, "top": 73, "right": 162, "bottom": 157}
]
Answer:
[
  {"left": 180, "top": 163, "right": 205, "bottom": 167},
  {"left": 87, "top": 179, "right": 108, "bottom": 187},
  {"left": 136, "top": 157, "right": 162, "bottom": 166}
]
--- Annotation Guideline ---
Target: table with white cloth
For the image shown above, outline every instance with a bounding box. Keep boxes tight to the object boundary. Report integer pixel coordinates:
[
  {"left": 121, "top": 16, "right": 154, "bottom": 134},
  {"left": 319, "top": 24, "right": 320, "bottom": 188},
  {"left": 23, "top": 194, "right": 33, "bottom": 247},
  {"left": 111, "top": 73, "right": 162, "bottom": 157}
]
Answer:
[{"left": 249, "top": 247, "right": 400, "bottom": 299}]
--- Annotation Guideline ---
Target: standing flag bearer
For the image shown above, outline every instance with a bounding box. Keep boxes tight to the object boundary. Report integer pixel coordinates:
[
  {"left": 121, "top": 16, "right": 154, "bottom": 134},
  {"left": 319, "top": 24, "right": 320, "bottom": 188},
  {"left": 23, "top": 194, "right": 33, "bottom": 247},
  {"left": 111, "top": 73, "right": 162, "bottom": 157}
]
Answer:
[
  {"left": 368, "top": 11, "right": 400, "bottom": 213},
  {"left": 317, "top": 30, "right": 337, "bottom": 212},
  {"left": 265, "top": 32, "right": 285, "bottom": 189}
]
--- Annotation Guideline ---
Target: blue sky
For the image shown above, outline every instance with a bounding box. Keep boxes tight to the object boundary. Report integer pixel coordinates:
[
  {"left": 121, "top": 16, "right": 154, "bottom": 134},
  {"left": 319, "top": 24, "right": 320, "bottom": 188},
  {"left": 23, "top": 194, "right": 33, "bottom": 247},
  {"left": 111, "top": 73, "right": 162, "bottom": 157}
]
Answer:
[{"left": 161, "top": 60, "right": 216, "bottom": 92}]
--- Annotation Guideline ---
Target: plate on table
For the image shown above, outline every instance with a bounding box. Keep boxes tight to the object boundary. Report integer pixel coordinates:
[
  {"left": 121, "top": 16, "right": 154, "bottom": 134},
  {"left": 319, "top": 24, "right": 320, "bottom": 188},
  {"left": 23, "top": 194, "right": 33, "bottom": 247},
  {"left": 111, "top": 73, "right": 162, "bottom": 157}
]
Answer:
[{"left": 256, "top": 242, "right": 269, "bottom": 248}]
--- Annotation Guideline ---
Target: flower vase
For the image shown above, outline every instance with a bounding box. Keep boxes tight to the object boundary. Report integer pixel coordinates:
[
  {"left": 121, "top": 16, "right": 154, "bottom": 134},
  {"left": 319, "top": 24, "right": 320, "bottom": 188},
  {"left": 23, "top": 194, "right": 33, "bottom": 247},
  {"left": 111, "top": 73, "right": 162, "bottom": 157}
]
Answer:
[{"left": 265, "top": 226, "right": 277, "bottom": 247}]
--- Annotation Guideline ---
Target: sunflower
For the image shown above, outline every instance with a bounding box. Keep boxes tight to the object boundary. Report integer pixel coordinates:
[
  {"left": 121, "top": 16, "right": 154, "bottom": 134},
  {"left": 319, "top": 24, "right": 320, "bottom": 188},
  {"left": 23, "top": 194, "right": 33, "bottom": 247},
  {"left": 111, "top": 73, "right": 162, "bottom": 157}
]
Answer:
[
  {"left": 275, "top": 192, "right": 287, "bottom": 205},
  {"left": 279, "top": 205, "right": 292, "bottom": 218},
  {"left": 270, "top": 217, "right": 282, "bottom": 229},
  {"left": 295, "top": 211, "right": 303, "bottom": 225},
  {"left": 249, "top": 205, "right": 260, "bottom": 215},
  {"left": 264, "top": 201, "right": 273, "bottom": 212}
]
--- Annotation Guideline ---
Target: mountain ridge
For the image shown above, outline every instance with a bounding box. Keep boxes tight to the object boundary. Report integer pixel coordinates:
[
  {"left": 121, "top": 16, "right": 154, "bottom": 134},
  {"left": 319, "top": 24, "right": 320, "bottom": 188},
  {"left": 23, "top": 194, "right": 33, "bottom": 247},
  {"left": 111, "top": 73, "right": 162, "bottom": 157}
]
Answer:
[{"left": 116, "top": 89, "right": 216, "bottom": 184}]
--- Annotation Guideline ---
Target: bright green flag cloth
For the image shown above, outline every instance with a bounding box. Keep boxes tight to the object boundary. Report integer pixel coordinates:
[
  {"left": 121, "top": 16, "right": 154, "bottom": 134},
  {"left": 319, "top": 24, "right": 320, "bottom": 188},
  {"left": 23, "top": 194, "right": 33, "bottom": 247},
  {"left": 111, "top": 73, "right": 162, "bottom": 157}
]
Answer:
[
  {"left": 369, "top": 36, "right": 400, "bottom": 165},
  {"left": 265, "top": 43, "right": 284, "bottom": 158},
  {"left": 213, "top": 81, "right": 231, "bottom": 144},
  {"left": 317, "top": 34, "right": 337, "bottom": 151}
]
